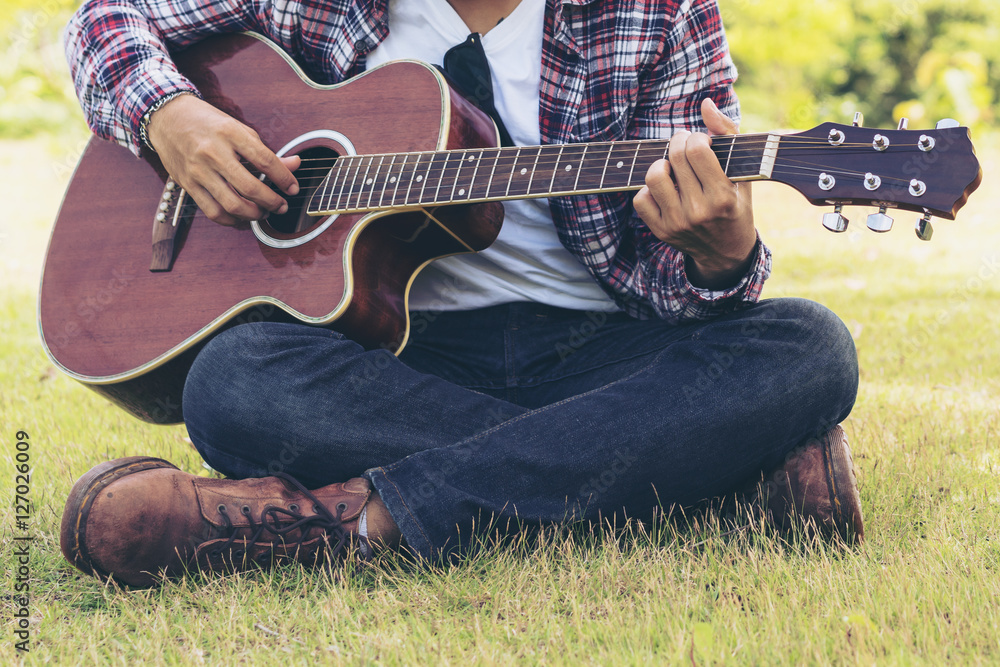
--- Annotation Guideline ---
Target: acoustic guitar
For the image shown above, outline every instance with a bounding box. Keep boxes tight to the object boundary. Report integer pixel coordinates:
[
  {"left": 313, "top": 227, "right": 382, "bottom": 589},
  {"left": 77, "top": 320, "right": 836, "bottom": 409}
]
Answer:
[{"left": 39, "top": 33, "right": 982, "bottom": 424}]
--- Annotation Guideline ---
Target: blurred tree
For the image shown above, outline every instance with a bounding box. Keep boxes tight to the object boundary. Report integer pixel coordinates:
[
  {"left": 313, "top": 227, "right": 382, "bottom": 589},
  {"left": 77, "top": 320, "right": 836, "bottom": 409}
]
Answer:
[
  {"left": 0, "top": 0, "right": 83, "bottom": 138},
  {"left": 723, "top": 0, "right": 999, "bottom": 132}
]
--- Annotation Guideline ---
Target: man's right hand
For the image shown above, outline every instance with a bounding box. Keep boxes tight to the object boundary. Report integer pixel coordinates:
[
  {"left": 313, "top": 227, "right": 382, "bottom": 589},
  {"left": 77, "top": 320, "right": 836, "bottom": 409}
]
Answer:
[{"left": 146, "top": 94, "right": 301, "bottom": 226}]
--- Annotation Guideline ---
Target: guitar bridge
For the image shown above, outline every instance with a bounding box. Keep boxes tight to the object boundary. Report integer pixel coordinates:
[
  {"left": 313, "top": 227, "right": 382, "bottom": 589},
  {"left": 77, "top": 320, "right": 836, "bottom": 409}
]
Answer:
[{"left": 150, "top": 178, "right": 193, "bottom": 271}]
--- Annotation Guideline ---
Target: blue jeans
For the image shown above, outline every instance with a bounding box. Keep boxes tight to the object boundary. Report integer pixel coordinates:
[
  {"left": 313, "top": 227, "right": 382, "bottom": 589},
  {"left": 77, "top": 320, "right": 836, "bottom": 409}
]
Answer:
[{"left": 183, "top": 298, "right": 858, "bottom": 559}]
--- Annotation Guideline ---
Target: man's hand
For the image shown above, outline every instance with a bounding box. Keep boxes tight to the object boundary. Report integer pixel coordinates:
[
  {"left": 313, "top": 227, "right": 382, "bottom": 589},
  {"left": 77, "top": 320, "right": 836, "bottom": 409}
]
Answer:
[
  {"left": 633, "top": 98, "right": 756, "bottom": 290},
  {"left": 146, "top": 94, "right": 301, "bottom": 226}
]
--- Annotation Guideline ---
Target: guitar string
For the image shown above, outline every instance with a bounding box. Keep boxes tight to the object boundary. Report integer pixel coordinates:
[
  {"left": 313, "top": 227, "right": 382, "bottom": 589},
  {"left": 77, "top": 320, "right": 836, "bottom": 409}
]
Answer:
[
  {"left": 291, "top": 148, "right": 922, "bottom": 188},
  {"left": 254, "top": 141, "right": 933, "bottom": 175},
  {"left": 236, "top": 137, "right": 947, "bottom": 207},
  {"left": 260, "top": 145, "right": 934, "bottom": 185},
  {"left": 288, "top": 169, "right": 930, "bottom": 211},
  {"left": 243, "top": 137, "right": 934, "bottom": 172}
]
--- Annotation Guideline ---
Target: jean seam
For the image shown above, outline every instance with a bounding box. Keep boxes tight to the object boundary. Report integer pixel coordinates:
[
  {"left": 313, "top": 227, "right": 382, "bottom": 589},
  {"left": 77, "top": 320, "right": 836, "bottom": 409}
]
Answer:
[{"left": 372, "top": 465, "right": 434, "bottom": 551}]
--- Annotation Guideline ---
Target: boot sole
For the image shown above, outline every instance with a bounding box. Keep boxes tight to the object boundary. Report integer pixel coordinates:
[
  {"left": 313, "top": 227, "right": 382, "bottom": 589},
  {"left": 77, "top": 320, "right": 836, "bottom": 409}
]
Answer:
[
  {"left": 821, "top": 425, "right": 865, "bottom": 543},
  {"left": 60, "top": 456, "right": 179, "bottom": 581}
]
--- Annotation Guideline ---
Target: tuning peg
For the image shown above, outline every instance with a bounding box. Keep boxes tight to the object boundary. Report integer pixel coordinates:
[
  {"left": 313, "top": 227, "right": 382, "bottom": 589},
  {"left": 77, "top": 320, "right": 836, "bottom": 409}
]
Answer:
[
  {"left": 853, "top": 112, "right": 864, "bottom": 128},
  {"left": 822, "top": 205, "right": 850, "bottom": 233},
  {"left": 897, "top": 118, "right": 909, "bottom": 130},
  {"left": 915, "top": 213, "right": 934, "bottom": 241},
  {"left": 935, "top": 118, "right": 960, "bottom": 130},
  {"left": 867, "top": 207, "right": 894, "bottom": 233}
]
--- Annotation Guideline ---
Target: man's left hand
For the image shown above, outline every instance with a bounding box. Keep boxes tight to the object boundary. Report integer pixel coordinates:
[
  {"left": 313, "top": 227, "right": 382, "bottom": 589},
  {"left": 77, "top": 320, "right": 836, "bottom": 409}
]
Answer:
[{"left": 633, "top": 98, "right": 756, "bottom": 290}]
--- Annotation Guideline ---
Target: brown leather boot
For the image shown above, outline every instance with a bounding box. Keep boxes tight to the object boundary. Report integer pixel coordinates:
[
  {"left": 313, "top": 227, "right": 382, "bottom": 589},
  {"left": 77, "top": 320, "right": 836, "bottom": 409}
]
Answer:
[
  {"left": 740, "top": 425, "right": 865, "bottom": 543},
  {"left": 60, "top": 457, "right": 401, "bottom": 587}
]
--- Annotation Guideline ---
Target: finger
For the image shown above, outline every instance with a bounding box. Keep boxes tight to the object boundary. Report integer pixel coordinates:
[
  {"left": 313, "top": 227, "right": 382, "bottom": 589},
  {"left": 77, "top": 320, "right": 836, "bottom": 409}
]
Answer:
[
  {"left": 632, "top": 184, "right": 662, "bottom": 225},
  {"left": 685, "top": 116, "right": 745, "bottom": 206},
  {"left": 701, "top": 98, "right": 739, "bottom": 136},
  {"left": 684, "top": 131, "right": 732, "bottom": 200},
  {"left": 667, "top": 130, "right": 704, "bottom": 198},
  {"left": 221, "top": 159, "right": 289, "bottom": 215},
  {"left": 198, "top": 169, "right": 267, "bottom": 221},
  {"left": 240, "top": 138, "right": 300, "bottom": 197},
  {"left": 186, "top": 183, "right": 239, "bottom": 226},
  {"left": 643, "top": 158, "right": 681, "bottom": 215},
  {"left": 281, "top": 154, "right": 302, "bottom": 177}
]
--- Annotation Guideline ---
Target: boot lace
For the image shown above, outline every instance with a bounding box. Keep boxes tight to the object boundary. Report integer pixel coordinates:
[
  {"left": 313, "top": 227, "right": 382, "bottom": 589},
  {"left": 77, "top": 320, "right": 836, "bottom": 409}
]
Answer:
[{"left": 209, "top": 473, "right": 353, "bottom": 565}]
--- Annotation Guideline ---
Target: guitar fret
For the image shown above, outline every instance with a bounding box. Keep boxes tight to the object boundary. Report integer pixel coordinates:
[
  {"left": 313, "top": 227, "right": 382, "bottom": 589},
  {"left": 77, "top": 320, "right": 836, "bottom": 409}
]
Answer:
[
  {"left": 598, "top": 144, "right": 613, "bottom": 190},
  {"left": 404, "top": 153, "right": 422, "bottom": 205},
  {"left": 314, "top": 167, "right": 332, "bottom": 214},
  {"left": 603, "top": 143, "right": 639, "bottom": 191},
  {"left": 627, "top": 143, "right": 640, "bottom": 187},
  {"left": 449, "top": 151, "right": 466, "bottom": 202},
  {"left": 724, "top": 135, "right": 768, "bottom": 180},
  {"left": 378, "top": 155, "right": 396, "bottom": 208},
  {"left": 389, "top": 155, "right": 406, "bottom": 207},
  {"left": 418, "top": 152, "right": 437, "bottom": 204},
  {"left": 346, "top": 156, "right": 365, "bottom": 211},
  {"left": 433, "top": 152, "right": 451, "bottom": 204},
  {"left": 722, "top": 136, "right": 735, "bottom": 176},
  {"left": 367, "top": 156, "right": 386, "bottom": 209},
  {"left": 323, "top": 161, "right": 342, "bottom": 213},
  {"left": 548, "top": 144, "right": 566, "bottom": 194},
  {"left": 572, "top": 144, "right": 587, "bottom": 192},
  {"left": 506, "top": 148, "right": 522, "bottom": 197},
  {"left": 466, "top": 151, "right": 482, "bottom": 201},
  {"left": 549, "top": 144, "right": 589, "bottom": 194},
  {"left": 525, "top": 147, "right": 543, "bottom": 196},
  {"left": 349, "top": 156, "right": 371, "bottom": 210},
  {"left": 483, "top": 148, "right": 500, "bottom": 199},
  {"left": 327, "top": 159, "right": 342, "bottom": 212}
]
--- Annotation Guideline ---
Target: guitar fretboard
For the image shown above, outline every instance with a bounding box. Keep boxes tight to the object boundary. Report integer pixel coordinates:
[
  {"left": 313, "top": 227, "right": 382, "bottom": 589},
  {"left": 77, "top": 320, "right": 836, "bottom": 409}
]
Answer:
[{"left": 307, "top": 133, "right": 779, "bottom": 216}]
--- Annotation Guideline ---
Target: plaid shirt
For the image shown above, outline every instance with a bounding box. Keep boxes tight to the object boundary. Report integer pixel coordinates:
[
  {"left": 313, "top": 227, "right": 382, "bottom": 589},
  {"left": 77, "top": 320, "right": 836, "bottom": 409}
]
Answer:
[{"left": 66, "top": 0, "right": 771, "bottom": 321}]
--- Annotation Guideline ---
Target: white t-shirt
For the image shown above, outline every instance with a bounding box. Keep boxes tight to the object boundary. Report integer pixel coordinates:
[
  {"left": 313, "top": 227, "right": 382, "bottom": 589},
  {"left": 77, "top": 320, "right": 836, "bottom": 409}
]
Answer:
[{"left": 365, "top": 0, "right": 619, "bottom": 313}]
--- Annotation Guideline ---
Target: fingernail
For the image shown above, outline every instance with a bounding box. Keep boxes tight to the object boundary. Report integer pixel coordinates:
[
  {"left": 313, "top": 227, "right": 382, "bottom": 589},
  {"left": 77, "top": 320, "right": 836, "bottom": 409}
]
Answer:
[
  {"left": 278, "top": 203, "right": 288, "bottom": 214},
  {"left": 288, "top": 183, "right": 299, "bottom": 196}
]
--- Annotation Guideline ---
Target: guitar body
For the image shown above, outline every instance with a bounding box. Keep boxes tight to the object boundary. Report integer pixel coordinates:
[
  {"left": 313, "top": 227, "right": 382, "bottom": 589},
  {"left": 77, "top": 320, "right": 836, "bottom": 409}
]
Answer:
[{"left": 39, "top": 33, "right": 504, "bottom": 423}]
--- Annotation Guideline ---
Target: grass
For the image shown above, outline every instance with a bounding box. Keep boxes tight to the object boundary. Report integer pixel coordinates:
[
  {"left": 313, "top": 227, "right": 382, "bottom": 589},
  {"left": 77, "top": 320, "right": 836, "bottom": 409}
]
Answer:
[{"left": 2, "top": 133, "right": 999, "bottom": 664}]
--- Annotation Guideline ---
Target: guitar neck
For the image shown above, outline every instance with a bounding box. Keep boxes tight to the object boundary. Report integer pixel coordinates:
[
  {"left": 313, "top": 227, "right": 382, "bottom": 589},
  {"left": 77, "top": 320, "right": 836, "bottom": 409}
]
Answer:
[{"left": 307, "top": 133, "right": 781, "bottom": 216}]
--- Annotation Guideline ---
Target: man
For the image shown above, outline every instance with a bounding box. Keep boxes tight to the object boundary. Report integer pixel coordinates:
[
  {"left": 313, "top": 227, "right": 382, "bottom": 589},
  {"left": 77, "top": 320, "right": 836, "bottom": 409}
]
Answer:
[{"left": 60, "top": 0, "right": 863, "bottom": 588}]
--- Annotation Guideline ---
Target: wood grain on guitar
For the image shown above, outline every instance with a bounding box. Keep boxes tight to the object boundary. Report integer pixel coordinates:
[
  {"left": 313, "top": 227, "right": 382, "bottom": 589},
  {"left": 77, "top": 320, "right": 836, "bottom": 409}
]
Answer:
[{"left": 38, "top": 32, "right": 982, "bottom": 424}]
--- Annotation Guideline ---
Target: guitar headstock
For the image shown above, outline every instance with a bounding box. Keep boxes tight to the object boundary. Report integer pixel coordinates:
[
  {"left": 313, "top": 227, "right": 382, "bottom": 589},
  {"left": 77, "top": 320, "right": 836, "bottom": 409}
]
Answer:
[{"left": 770, "top": 118, "right": 982, "bottom": 239}]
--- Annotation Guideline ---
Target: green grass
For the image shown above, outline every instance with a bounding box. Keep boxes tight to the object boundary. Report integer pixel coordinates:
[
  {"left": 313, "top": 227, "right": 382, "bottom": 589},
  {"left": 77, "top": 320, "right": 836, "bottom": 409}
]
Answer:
[{"left": 2, "top": 137, "right": 999, "bottom": 664}]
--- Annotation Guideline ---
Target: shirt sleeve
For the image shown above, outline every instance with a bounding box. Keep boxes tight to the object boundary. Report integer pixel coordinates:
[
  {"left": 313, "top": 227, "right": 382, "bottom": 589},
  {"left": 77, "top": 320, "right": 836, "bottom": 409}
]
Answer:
[
  {"left": 64, "top": 0, "right": 312, "bottom": 156},
  {"left": 622, "top": 0, "right": 772, "bottom": 322}
]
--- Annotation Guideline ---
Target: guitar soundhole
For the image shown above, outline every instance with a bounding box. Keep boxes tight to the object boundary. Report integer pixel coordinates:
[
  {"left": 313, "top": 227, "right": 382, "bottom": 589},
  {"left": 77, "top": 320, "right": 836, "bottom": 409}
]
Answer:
[{"left": 265, "top": 146, "right": 339, "bottom": 234}]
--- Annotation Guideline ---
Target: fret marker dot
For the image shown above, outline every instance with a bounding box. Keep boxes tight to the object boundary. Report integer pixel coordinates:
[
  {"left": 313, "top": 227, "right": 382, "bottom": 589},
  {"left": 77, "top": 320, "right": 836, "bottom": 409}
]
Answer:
[
  {"left": 565, "top": 165, "right": 572, "bottom": 171},
  {"left": 366, "top": 178, "right": 373, "bottom": 185},
  {"left": 416, "top": 175, "right": 423, "bottom": 182},
  {"left": 520, "top": 168, "right": 528, "bottom": 175},
  {"left": 389, "top": 176, "right": 397, "bottom": 183},
  {"left": 458, "top": 188, "right": 466, "bottom": 196},
  {"left": 467, "top": 156, "right": 475, "bottom": 162},
  {"left": 616, "top": 161, "right": 624, "bottom": 169}
]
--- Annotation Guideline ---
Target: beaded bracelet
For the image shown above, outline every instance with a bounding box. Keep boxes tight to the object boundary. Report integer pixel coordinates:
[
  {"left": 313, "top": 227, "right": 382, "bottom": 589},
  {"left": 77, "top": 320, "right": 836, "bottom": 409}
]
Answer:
[{"left": 138, "top": 90, "right": 197, "bottom": 153}]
